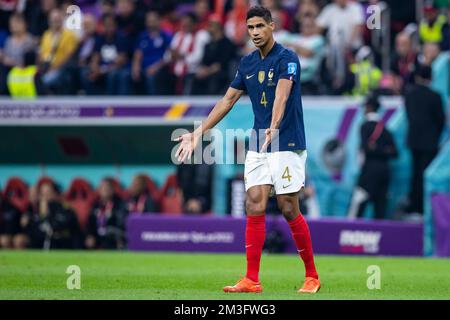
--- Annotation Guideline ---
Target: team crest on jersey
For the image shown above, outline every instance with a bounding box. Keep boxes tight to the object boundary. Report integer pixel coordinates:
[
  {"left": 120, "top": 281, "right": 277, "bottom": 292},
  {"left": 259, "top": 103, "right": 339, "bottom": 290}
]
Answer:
[
  {"left": 267, "top": 68, "right": 275, "bottom": 86},
  {"left": 258, "top": 71, "right": 265, "bottom": 84}
]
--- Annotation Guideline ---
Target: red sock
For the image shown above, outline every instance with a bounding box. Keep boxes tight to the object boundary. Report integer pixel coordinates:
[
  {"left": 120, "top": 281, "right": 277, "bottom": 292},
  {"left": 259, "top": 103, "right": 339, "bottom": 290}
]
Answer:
[
  {"left": 245, "top": 215, "right": 266, "bottom": 282},
  {"left": 288, "top": 213, "right": 318, "bottom": 279}
]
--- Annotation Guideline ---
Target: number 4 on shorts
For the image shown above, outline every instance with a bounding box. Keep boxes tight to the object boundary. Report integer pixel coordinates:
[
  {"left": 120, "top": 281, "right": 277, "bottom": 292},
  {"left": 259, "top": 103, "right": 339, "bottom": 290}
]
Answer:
[{"left": 282, "top": 166, "right": 292, "bottom": 182}]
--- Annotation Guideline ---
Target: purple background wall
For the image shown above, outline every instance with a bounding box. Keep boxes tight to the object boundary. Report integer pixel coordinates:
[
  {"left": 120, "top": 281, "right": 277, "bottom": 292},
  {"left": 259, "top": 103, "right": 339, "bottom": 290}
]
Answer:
[{"left": 127, "top": 215, "right": 423, "bottom": 256}]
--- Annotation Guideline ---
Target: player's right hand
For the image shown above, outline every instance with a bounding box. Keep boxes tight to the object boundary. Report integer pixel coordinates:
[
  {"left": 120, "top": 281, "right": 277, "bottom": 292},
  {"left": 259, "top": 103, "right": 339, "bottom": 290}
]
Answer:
[{"left": 174, "top": 132, "right": 198, "bottom": 163}]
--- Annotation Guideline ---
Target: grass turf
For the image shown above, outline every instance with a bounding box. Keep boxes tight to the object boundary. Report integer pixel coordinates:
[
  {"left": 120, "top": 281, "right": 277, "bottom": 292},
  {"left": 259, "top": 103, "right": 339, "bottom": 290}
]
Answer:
[{"left": 0, "top": 250, "right": 449, "bottom": 300}]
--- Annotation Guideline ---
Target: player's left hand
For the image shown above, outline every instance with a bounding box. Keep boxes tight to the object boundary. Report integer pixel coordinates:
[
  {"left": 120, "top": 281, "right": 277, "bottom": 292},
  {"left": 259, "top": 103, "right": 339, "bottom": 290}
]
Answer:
[{"left": 260, "top": 128, "right": 276, "bottom": 153}]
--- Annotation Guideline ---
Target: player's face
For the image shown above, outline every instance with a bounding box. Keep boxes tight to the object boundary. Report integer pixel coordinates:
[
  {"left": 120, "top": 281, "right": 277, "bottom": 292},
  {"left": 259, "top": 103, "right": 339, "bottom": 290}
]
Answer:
[{"left": 247, "top": 16, "right": 274, "bottom": 48}]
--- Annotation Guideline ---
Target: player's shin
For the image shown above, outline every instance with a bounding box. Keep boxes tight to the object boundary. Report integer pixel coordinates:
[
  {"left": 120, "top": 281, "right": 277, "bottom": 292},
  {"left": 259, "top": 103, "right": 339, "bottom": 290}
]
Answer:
[
  {"left": 288, "top": 213, "right": 319, "bottom": 279},
  {"left": 245, "top": 215, "right": 266, "bottom": 282}
]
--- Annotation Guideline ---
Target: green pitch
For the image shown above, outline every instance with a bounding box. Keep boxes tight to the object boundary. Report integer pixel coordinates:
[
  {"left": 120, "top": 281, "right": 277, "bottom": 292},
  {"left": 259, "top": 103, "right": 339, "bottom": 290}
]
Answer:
[{"left": 0, "top": 250, "right": 449, "bottom": 300}]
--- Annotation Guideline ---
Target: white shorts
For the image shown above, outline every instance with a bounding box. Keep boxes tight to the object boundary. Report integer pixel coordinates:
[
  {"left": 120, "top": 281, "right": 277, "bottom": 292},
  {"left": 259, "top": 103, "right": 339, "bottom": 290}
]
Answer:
[{"left": 244, "top": 150, "right": 307, "bottom": 195}]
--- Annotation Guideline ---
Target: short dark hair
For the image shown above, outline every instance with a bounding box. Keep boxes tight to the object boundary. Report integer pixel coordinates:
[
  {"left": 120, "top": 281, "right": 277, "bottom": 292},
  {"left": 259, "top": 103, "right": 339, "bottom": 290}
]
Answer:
[{"left": 246, "top": 6, "right": 272, "bottom": 23}]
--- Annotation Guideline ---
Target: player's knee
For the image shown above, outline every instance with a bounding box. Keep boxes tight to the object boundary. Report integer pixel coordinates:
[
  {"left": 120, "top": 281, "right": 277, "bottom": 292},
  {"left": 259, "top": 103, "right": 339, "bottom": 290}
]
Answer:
[
  {"left": 245, "top": 198, "right": 267, "bottom": 215},
  {"left": 278, "top": 200, "right": 297, "bottom": 221}
]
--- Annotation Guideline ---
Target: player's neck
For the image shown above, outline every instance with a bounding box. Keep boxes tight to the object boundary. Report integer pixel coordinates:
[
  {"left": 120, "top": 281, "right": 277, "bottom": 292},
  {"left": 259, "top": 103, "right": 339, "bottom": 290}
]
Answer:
[{"left": 259, "top": 38, "right": 275, "bottom": 60}]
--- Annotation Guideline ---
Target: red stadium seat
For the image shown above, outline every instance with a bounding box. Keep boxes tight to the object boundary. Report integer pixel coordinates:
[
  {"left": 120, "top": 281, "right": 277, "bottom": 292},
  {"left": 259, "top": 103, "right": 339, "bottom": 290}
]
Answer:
[
  {"left": 3, "top": 177, "right": 29, "bottom": 212},
  {"left": 64, "top": 178, "right": 95, "bottom": 230},
  {"left": 140, "top": 174, "right": 160, "bottom": 203},
  {"left": 159, "top": 174, "right": 182, "bottom": 215}
]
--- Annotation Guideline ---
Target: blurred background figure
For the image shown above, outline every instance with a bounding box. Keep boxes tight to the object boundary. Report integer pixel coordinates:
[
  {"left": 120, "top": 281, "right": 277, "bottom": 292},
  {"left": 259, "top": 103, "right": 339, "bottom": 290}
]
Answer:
[
  {"left": 126, "top": 174, "right": 157, "bottom": 214},
  {"left": 85, "top": 177, "right": 127, "bottom": 249},
  {"left": 348, "top": 94, "right": 398, "bottom": 220},
  {"left": 288, "top": 14, "right": 325, "bottom": 95},
  {"left": 0, "top": 192, "right": 25, "bottom": 249},
  {"left": 22, "top": 180, "right": 81, "bottom": 249},
  {"left": 191, "top": 13, "right": 236, "bottom": 95},
  {"left": 404, "top": 65, "right": 445, "bottom": 217},
  {"left": 390, "top": 32, "right": 420, "bottom": 94},
  {"left": 7, "top": 50, "right": 40, "bottom": 98},
  {"left": 131, "top": 10, "right": 172, "bottom": 95},
  {"left": 1, "top": 13, "right": 35, "bottom": 95},
  {"left": 38, "top": 8, "right": 78, "bottom": 95},
  {"left": 349, "top": 46, "right": 382, "bottom": 96},
  {"left": 177, "top": 162, "right": 213, "bottom": 214},
  {"left": 82, "top": 14, "right": 130, "bottom": 95},
  {"left": 316, "top": 0, "right": 365, "bottom": 94},
  {"left": 165, "top": 12, "right": 210, "bottom": 95}
]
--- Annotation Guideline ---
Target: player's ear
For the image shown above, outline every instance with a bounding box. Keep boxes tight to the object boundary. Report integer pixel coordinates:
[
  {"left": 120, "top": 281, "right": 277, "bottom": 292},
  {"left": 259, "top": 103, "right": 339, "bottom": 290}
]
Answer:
[{"left": 269, "top": 21, "right": 275, "bottom": 31}]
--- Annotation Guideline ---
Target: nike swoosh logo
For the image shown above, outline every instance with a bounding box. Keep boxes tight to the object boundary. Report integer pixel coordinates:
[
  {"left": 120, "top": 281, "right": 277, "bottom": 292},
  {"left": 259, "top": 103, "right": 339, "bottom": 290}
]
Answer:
[
  {"left": 283, "top": 184, "right": 292, "bottom": 189},
  {"left": 246, "top": 74, "right": 255, "bottom": 79},
  {"left": 245, "top": 245, "right": 253, "bottom": 248},
  {"left": 297, "top": 249, "right": 305, "bottom": 253}
]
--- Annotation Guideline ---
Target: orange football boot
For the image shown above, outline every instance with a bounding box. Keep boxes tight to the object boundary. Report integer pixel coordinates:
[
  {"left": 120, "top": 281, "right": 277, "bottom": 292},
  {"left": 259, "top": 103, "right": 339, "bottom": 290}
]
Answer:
[
  {"left": 223, "top": 277, "right": 263, "bottom": 293},
  {"left": 298, "top": 277, "right": 321, "bottom": 293}
]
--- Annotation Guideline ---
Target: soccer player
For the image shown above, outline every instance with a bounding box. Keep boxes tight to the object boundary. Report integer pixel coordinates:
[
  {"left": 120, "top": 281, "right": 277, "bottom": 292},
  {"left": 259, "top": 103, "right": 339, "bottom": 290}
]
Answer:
[{"left": 175, "top": 6, "right": 320, "bottom": 294}]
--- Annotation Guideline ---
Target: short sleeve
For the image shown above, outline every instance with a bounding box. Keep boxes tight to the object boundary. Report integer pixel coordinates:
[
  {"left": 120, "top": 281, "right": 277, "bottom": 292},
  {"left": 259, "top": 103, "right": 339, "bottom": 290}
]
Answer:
[
  {"left": 279, "top": 53, "right": 300, "bottom": 83},
  {"left": 230, "top": 66, "right": 246, "bottom": 91}
]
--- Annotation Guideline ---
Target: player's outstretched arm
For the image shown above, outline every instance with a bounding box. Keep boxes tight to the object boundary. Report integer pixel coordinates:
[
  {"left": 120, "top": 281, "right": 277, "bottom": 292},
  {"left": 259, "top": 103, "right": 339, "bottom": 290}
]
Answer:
[
  {"left": 260, "top": 78, "right": 293, "bottom": 152},
  {"left": 174, "top": 87, "right": 243, "bottom": 162}
]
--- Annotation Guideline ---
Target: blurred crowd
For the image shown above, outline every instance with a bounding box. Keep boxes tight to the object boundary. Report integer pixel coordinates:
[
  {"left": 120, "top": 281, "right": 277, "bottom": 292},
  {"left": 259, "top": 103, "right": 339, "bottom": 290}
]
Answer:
[
  {"left": 0, "top": 163, "right": 213, "bottom": 250},
  {"left": 0, "top": 0, "right": 449, "bottom": 97}
]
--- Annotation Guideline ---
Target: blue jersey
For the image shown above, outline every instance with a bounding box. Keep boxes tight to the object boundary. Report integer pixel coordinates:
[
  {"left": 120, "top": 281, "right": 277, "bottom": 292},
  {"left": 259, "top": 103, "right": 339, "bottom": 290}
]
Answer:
[{"left": 230, "top": 42, "right": 306, "bottom": 152}]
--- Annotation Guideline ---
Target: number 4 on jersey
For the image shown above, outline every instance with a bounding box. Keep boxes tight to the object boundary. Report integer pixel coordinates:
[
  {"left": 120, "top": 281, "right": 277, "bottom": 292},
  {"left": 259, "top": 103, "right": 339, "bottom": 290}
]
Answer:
[{"left": 260, "top": 91, "right": 268, "bottom": 107}]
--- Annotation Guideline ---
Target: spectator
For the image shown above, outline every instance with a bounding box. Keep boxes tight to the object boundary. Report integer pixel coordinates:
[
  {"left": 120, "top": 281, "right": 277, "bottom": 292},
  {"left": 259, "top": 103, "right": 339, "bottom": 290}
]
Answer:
[
  {"left": 26, "top": 0, "right": 59, "bottom": 38},
  {"left": 224, "top": 0, "right": 249, "bottom": 47},
  {"left": 419, "top": 1, "right": 446, "bottom": 45},
  {"left": 292, "top": 0, "right": 320, "bottom": 33},
  {"left": 0, "top": 0, "right": 19, "bottom": 30},
  {"left": 159, "top": 0, "right": 181, "bottom": 34},
  {"left": 404, "top": 65, "right": 445, "bottom": 215},
  {"left": 38, "top": 8, "right": 78, "bottom": 94},
  {"left": 390, "top": 32, "right": 420, "bottom": 93},
  {"left": 165, "top": 12, "right": 210, "bottom": 94},
  {"left": 7, "top": 50, "right": 40, "bottom": 98},
  {"left": 177, "top": 162, "right": 213, "bottom": 214},
  {"left": 349, "top": 46, "right": 382, "bottom": 96},
  {"left": 73, "top": 13, "right": 97, "bottom": 93},
  {"left": 85, "top": 178, "right": 127, "bottom": 249},
  {"left": 288, "top": 15, "right": 325, "bottom": 95},
  {"left": 194, "top": 0, "right": 211, "bottom": 30},
  {"left": 22, "top": 181, "right": 81, "bottom": 249},
  {"left": 191, "top": 13, "right": 237, "bottom": 95},
  {"left": 96, "top": 0, "right": 115, "bottom": 34},
  {"left": 126, "top": 174, "right": 157, "bottom": 214},
  {"left": 0, "top": 193, "right": 27, "bottom": 249},
  {"left": 260, "top": 0, "right": 290, "bottom": 30},
  {"left": 131, "top": 10, "right": 172, "bottom": 95},
  {"left": 1, "top": 13, "right": 35, "bottom": 95},
  {"left": 82, "top": 14, "right": 131, "bottom": 95},
  {"left": 420, "top": 41, "right": 442, "bottom": 66},
  {"left": 2, "top": 14, "right": 35, "bottom": 69},
  {"left": 316, "top": 0, "right": 365, "bottom": 93},
  {"left": 348, "top": 94, "right": 398, "bottom": 220},
  {"left": 115, "top": 0, "right": 144, "bottom": 46}
]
